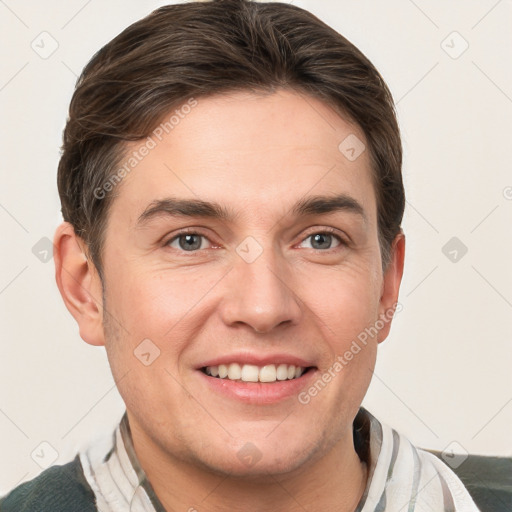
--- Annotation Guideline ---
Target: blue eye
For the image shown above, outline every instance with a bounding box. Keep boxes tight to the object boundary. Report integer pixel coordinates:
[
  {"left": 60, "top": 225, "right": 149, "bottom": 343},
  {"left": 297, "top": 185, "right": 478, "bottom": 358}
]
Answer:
[
  {"left": 167, "top": 233, "right": 209, "bottom": 252},
  {"left": 164, "top": 229, "right": 346, "bottom": 254},
  {"left": 300, "top": 231, "right": 344, "bottom": 251}
]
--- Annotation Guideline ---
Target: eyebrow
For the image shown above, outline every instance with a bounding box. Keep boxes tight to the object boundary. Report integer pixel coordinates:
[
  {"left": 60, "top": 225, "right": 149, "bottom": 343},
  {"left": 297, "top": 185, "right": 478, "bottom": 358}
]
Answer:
[{"left": 136, "top": 193, "right": 367, "bottom": 226}]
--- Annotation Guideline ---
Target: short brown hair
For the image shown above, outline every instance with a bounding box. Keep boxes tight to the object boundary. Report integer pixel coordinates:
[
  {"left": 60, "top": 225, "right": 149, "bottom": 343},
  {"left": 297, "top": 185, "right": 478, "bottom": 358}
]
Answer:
[{"left": 57, "top": 0, "right": 404, "bottom": 279}]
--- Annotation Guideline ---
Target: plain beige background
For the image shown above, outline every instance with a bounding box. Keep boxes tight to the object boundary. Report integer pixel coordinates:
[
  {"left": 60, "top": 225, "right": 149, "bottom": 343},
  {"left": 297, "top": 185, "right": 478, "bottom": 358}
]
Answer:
[{"left": 1, "top": 0, "right": 511, "bottom": 494}]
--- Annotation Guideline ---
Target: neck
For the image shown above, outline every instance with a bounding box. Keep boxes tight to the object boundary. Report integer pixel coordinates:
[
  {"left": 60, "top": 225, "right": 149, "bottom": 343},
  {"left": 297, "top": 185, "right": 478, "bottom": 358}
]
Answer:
[{"left": 130, "top": 422, "right": 368, "bottom": 512}]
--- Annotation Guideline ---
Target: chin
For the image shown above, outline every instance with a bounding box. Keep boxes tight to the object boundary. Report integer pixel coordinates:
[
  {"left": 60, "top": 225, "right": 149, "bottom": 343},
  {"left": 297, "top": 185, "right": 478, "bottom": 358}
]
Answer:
[
  {"left": 210, "top": 456, "right": 309, "bottom": 481},
  {"left": 192, "top": 439, "right": 316, "bottom": 480}
]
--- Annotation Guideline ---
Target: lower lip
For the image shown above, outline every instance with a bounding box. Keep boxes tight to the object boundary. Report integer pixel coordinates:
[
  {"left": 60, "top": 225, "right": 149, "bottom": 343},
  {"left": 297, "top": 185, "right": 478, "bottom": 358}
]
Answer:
[{"left": 197, "top": 368, "right": 318, "bottom": 405}]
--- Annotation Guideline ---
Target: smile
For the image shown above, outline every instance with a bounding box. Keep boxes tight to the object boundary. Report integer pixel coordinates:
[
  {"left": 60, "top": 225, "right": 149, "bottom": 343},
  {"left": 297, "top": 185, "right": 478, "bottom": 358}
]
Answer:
[{"left": 201, "top": 363, "right": 314, "bottom": 383}]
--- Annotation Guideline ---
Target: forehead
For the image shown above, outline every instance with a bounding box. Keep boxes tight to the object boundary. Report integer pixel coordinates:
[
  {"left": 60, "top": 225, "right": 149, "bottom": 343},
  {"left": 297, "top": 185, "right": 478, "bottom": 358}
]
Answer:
[{"left": 109, "top": 89, "right": 376, "bottom": 228}]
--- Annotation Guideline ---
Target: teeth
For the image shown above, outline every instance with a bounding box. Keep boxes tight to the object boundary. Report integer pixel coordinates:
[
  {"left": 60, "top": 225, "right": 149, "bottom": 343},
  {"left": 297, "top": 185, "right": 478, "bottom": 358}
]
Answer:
[
  {"left": 276, "top": 363, "right": 288, "bottom": 380},
  {"left": 241, "top": 364, "right": 259, "bottom": 382},
  {"left": 204, "top": 363, "right": 307, "bottom": 383},
  {"left": 227, "top": 363, "right": 241, "bottom": 380},
  {"left": 218, "top": 364, "right": 228, "bottom": 378},
  {"left": 259, "top": 364, "right": 277, "bottom": 382}
]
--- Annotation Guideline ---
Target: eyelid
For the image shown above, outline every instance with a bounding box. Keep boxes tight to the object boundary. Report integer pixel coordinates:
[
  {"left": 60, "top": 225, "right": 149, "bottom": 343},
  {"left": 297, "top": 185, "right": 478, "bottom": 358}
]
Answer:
[
  {"left": 164, "top": 227, "right": 216, "bottom": 250},
  {"left": 163, "top": 225, "right": 349, "bottom": 253},
  {"left": 298, "top": 226, "right": 349, "bottom": 245},
  {"left": 296, "top": 229, "right": 348, "bottom": 253}
]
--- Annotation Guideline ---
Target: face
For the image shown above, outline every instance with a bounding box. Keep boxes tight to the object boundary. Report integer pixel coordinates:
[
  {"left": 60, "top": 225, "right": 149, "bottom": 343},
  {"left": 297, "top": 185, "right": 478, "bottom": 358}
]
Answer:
[{"left": 94, "top": 89, "right": 400, "bottom": 477}]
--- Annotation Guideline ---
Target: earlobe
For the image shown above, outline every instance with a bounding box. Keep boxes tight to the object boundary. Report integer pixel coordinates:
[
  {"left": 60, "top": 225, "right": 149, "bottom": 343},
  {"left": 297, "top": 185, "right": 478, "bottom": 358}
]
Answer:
[
  {"left": 53, "top": 222, "right": 106, "bottom": 346},
  {"left": 377, "top": 229, "right": 406, "bottom": 343}
]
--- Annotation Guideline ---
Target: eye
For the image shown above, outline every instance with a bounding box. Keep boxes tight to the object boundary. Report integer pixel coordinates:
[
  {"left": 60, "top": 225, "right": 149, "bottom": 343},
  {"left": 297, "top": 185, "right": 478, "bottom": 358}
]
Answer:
[
  {"left": 299, "top": 230, "right": 345, "bottom": 251},
  {"left": 166, "top": 232, "right": 212, "bottom": 252},
  {"left": 164, "top": 228, "right": 346, "bottom": 253}
]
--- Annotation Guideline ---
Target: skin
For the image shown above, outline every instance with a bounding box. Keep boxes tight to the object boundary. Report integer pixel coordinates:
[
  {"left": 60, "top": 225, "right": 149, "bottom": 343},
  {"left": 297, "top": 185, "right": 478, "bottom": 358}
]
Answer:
[{"left": 54, "top": 89, "right": 405, "bottom": 512}]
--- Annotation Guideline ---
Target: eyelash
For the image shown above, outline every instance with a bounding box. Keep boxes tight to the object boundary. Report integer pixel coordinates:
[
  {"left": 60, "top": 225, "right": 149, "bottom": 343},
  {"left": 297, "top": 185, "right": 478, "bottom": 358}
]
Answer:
[{"left": 164, "top": 227, "right": 348, "bottom": 254}]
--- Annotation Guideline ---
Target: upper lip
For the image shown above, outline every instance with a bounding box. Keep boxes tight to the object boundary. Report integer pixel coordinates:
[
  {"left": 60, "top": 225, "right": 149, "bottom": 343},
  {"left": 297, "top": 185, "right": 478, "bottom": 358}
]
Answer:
[{"left": 196, "top": 352, "right": 317, "bottom": 370}]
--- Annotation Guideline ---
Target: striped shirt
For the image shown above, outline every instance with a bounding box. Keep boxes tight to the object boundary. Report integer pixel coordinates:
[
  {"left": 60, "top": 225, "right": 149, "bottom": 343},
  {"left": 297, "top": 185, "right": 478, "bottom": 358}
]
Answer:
[
  {"left": 354, "top": 409, "right": 480, "bottom": 511},
  {"left": 79, "top": 408, "right": 480, "bottom": 511}
]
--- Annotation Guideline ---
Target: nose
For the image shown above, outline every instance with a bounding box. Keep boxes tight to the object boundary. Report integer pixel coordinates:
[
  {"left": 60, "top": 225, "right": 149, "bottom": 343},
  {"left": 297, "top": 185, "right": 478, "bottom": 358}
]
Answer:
[{"left": 218, "top": 243, "right": 303, "bottom": 334}]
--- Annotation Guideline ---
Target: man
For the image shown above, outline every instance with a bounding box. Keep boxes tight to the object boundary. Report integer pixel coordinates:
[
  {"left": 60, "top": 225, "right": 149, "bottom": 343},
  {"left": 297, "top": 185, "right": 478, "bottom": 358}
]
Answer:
[{"left": 1, "top": 0, "right": 480, "bottom": 510}]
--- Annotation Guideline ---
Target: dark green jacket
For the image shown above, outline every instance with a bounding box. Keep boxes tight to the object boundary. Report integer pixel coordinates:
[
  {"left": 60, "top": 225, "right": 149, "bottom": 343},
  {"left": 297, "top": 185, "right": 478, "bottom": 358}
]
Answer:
[
  {"left": 2, "top": 451, "right": 511, "bottom": 511},
  {"left": 0, "top": 455, "right": 96, "bottom": 512}
]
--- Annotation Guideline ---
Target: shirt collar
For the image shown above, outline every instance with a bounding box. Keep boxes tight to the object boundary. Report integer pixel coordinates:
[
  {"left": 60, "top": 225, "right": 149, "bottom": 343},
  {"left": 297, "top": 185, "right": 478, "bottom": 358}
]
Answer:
[
  {"left": 117, "top": 411, "right": 167, "bottom": 511},
  {"left": 113, "top": 407, "right": 378, "bottom": 512}
]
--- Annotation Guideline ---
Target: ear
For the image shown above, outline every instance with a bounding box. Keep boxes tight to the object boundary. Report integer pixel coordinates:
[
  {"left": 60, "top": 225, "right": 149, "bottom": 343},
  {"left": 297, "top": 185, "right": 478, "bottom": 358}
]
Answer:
[
  {"left": 53, "top": 221, "right": 105, "bottom": 346},
  {"left": 377, "top": 229, "right": 405, "bottom": 343}
]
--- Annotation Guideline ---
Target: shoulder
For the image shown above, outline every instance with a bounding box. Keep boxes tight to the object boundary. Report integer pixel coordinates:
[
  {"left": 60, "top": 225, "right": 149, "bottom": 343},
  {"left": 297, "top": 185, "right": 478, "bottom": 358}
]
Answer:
[
  {"left": 424, "top": 449, "right": 512, "bottom": 512},
  {"left": 0, "top": 455, "right": 97, "bottom": 512},
  {"left": 388, "top": 431, "right": 480, "bottom": 510},
  {"left": 358, "top": 408, "right": 481, "bottom": 511}
]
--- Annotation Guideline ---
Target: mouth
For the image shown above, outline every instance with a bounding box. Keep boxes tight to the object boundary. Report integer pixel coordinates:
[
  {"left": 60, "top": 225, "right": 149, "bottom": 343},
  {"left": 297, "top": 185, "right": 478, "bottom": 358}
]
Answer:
[
  {"left": 200, "top": 363, "right": 317, "bottom": 383},
  {"left": 196, "top": 353, "right": 319, "bottom": 404}
]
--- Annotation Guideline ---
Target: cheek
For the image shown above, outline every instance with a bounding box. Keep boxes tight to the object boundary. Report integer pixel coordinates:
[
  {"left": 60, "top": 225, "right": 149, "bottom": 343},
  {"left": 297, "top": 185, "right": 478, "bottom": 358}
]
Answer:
[
  {"left": 301, "top": 263, "right": 381, "bottom": 334},
  {"left": 104, "top": 266, "right": 224, "bottom": 372},
  {"left": 101, "top": 270, "right": 195, "bottom": 414},
  {"left": 300, "top": 264, "right": 380, "bottom": 393},
  {"left": 109, "top": 266, "right": 201, "bottom": 329}
]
